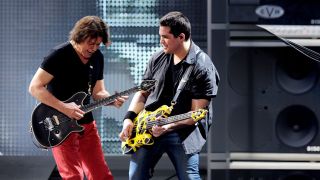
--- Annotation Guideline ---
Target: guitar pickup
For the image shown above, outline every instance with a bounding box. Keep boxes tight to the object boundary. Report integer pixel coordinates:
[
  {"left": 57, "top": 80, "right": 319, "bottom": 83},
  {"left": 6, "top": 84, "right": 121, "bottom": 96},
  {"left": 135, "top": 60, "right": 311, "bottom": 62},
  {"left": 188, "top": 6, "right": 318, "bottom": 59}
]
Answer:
[
  {"left": 44, "top": 117, "right": 54, "bottom": 131},
  {"left": 52, "top": 115, "right": 60, "bottom": 125}
]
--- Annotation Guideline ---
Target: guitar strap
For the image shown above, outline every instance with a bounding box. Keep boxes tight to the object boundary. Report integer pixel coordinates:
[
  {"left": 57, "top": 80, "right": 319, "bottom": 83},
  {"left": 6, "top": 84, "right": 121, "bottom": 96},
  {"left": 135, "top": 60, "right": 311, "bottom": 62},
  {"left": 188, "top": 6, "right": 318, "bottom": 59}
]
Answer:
[
  {"left": 171, "top": 65, "right": 194, "bottom": 106},
  {"left": 88, "top": 62, "right": 94, "bottom": 96},
  {"left": 257, "top": 25, "right": 320, "bottom": 62},
  {"left": 171, "top": 51, "right": 202, "bottom": 106}
]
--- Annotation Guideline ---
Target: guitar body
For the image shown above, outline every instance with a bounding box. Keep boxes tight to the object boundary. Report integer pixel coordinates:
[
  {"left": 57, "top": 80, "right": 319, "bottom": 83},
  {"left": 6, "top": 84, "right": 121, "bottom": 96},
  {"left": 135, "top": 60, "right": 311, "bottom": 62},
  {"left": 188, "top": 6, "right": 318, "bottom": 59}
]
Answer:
[
  {"left": 30, "top": 80, "right": 156, "bottom": 149},
  {"left": 31, "top": 92, "right": 87, "bottom": 148},
  {"left": 121, "top": 105, "right": 173, "bottom": 154},
  {"left": 121, "top": 106, "right": 208, "bottom": 154}
]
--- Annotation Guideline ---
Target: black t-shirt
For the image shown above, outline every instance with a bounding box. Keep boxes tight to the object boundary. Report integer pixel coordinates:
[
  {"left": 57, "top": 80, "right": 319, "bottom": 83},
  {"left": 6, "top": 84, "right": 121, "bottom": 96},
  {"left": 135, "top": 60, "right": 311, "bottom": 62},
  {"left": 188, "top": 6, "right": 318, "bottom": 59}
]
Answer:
[
  {"left": 157, "top": 57, "right": 175, "bottom": 107},
  {"left": 41, "top": 42, "right": 104, "bottom": 124},
  {"left": 154, "top": 56, "right": 192, "bottom": 116}
]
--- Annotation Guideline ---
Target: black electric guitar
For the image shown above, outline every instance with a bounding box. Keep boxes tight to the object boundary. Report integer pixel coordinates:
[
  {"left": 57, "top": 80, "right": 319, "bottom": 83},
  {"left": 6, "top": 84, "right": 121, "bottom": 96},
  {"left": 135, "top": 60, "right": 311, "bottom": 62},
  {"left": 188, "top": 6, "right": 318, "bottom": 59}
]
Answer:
[
  {"left": 30, "top": 80, "right": 156, "bottom": 149},
  {"left": 121, "top": 105, "right": 208, "bottom": 154}
]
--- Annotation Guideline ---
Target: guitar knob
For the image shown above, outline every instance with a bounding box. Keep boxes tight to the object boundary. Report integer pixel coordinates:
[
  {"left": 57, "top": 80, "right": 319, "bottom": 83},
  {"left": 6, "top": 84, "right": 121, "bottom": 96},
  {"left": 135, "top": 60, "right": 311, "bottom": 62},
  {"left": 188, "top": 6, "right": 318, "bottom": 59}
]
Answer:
[{"left": 54, "top": 130, "right": 60, "bottom": 134}]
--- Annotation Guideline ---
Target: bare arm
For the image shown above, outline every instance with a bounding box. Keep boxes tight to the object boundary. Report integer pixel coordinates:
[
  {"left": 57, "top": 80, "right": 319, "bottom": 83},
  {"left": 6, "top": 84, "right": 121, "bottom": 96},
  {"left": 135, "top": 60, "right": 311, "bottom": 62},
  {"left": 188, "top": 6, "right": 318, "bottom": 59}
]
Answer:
[
  {"left": 91, "top": 79, "right": 110, "bottom": 100},
  {"left": 127, "top": 91, "right": 149, "bottom": 113},
  {"left": 92, "top": 79, "right": 128, "bottom": 108},
  {"left": 28, "top": 68, "right": 84, "bottom": 120},
  {"left": 119, "top": 91, "right": 149, "bottom": 141}
]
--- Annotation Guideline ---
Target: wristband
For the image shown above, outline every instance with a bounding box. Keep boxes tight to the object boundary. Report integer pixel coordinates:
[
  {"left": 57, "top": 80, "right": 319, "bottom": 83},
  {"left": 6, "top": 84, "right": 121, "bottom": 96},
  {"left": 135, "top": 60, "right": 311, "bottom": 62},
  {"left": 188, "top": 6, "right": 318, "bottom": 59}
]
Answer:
[{"left": 123, "top": 111, "right": 137, "bottom": 121}]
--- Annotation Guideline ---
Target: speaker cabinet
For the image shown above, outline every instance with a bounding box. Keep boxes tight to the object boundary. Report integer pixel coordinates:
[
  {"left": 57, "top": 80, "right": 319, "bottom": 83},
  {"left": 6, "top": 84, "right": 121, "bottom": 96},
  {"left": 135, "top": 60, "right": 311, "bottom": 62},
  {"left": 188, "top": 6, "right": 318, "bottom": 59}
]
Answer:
[
  {"left": 211, "top": 45, "right": 320, "bottom": 153},
  {"left": 228, "top": 0, "right": 320, "bottom": 25}
]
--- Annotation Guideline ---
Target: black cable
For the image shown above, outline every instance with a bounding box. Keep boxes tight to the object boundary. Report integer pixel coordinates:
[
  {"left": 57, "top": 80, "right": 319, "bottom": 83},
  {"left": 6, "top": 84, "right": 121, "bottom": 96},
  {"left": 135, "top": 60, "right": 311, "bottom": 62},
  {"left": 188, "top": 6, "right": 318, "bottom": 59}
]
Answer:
[
  {"left": 279, "top": 36, "right": 320, "bottom": 62},
  {"left": 257, "top": 25, "right": 320, "bottom": 63}
]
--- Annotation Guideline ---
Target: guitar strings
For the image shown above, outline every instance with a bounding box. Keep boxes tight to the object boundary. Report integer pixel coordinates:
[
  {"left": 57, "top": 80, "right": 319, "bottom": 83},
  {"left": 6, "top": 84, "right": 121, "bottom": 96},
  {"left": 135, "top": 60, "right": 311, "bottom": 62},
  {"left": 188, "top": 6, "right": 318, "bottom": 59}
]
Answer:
[
  {"left": 51, "top": 85, "right": 143, "bottom": 125},
  {"left": 39, "top": 80, "right": 156, "bottom": 149},
  {"left": 123, "top": 109, "right": 205, "bottom": 153},
  {"left": 130, "top": 111, "right": 195, "bottom": 133},
  {"left": 145, "top": 112, "right": 193, "bottom": 128},
  {"left": 47, "top": 80, "right": 155, "bottom": 125}
]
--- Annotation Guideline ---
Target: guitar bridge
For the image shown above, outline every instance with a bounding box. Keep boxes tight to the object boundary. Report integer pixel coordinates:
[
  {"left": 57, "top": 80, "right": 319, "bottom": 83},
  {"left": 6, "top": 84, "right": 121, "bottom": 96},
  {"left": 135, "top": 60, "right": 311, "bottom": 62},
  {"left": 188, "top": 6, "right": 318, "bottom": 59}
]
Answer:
[{"left": 44, "top": 117, "right": 54, "bottom": 131}]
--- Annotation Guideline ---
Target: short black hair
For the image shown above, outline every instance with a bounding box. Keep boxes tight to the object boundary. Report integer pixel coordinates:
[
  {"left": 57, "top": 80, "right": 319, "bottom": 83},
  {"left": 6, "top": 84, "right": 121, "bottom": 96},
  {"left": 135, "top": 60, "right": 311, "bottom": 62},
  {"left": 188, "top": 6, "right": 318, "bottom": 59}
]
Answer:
[{"left": 159, "top": 11, "right": 191, "bottom": 40}]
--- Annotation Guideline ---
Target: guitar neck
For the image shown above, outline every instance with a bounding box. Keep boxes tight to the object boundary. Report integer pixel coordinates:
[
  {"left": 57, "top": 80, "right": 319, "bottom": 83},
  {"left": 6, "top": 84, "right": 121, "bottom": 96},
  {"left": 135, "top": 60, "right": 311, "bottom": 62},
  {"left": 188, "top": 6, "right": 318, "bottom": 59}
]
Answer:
[
  {"left": 146, "top": 111, "right": 193, "bottom": 129},
  {"left": 80, "top": 86, "right": 139, "bottom": 113}
]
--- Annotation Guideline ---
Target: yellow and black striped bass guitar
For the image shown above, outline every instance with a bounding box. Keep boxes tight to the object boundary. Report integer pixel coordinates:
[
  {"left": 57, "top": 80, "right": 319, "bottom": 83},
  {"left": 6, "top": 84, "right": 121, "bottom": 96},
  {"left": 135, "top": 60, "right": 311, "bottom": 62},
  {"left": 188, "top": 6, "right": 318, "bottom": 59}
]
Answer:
[{"left": 121, "top": 105, "right": 207, "bottom": 154}]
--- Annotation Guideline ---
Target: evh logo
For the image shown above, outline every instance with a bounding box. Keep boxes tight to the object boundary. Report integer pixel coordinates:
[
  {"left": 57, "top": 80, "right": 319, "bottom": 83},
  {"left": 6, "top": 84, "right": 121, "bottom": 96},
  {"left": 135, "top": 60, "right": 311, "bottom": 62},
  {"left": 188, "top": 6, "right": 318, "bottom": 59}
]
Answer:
[{"left": 255, "top": 5, "right": 284, "bottom": 19}]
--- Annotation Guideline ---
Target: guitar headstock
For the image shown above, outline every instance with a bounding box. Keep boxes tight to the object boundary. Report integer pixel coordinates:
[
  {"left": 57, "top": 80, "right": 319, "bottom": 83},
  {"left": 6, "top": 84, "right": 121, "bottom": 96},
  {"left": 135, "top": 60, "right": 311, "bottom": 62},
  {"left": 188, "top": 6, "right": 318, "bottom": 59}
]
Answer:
[
  {"left": 191, "top": 109, "right": 208, "bottom": 122},
  {"left": 139, "top": 80, "right": 157, "bottom": 91}
]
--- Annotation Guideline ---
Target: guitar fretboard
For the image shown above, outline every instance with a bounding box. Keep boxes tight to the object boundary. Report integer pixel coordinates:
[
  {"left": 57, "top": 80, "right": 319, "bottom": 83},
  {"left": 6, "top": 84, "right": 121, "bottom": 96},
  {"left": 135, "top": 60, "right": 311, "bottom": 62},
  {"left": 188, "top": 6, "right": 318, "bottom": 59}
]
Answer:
[
  {"left": 146, "top": 111, "right": 193, "bottom": 129},
  {"left": 80, "top": 86, "right": 140, "bottom": 113}
]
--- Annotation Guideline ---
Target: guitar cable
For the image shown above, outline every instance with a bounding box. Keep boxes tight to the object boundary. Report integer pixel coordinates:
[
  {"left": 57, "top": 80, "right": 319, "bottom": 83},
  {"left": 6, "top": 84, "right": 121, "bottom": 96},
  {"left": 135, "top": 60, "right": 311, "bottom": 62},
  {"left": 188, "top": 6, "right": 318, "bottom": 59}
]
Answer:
[
  {"left": 47, "top": 127, "right": 53, "bottom": 149},
  {"left": 257, "top": 25, "right": 320, "bottom": 63}
]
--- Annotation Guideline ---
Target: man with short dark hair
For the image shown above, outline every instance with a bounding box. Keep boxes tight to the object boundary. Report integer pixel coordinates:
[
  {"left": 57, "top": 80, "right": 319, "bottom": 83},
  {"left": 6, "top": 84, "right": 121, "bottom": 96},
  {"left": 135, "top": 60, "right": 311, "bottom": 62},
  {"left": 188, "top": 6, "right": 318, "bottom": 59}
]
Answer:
[{"left": 119, "top": 11, "right": 219, "bottom": 180}]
